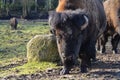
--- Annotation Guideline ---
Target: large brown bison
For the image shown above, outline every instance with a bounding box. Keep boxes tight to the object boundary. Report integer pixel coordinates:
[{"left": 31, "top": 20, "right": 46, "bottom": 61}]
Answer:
[
  {"left": 10, "top": 17, "right": 18, "bottom": 30},
  {"left": 97, "top": 0, "right": 120, "bottom": 54},
  {"left": 49, "top": 0, "right": 106, "bottom": 74}
]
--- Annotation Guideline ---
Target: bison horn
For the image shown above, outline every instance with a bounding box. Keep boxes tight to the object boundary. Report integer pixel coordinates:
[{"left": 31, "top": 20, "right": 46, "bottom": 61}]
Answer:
[{"left": 81, "top": 15, "right": 89, "bottom": 30}]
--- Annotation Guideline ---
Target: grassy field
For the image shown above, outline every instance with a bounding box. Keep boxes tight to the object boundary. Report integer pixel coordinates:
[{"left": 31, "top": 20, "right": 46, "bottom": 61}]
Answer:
[{"left": 0, "top": 20, "right": 57, "bottom": 77}]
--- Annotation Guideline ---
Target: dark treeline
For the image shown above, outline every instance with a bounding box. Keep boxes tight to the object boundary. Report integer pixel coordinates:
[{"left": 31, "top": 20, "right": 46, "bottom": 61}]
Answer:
[{"left": 0, "top": 0, "right": 58, "bottom": 19}]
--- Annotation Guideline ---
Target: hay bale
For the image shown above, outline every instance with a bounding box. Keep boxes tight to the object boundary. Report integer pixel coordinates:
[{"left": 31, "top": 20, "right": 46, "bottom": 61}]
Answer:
[{"left": 27, "top": 34, "right": 60, "bottom": 62}]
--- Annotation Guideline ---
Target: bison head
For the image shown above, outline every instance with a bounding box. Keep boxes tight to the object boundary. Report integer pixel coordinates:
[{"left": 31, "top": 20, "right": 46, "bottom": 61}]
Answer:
[{"left": 49, "top": 10, "right": 89, "bottom": 74}]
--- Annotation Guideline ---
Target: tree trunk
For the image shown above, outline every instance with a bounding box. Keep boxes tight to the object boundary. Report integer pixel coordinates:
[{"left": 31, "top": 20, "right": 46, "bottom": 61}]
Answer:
[
  {"left": 34, "top": 0, "right": 37, "bottom": 12},
  {"left": 22, "top": 0, "right": 28, "bottom": 18}
]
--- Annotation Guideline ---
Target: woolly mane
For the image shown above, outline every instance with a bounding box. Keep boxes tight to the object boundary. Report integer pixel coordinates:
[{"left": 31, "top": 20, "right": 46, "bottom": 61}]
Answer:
[{"left": 56, "top": 0, "right": 106, "bottom": 37}]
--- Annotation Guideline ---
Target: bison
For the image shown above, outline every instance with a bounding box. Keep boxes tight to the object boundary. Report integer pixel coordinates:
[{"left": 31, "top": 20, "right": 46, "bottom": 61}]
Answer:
[
  {"left": 97, "top": 0, "right": 120, "bottom": 54},
  {"left": 10, "top": 17, "right": 18, "bottom": 30},
  {"left": 49, "top": 0, "right": 106, "bottom": 75}
]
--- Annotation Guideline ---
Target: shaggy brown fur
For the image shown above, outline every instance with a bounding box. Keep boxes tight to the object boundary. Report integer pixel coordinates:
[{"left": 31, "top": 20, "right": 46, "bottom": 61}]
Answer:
[
  {"left": 10, "top": 17, "right": 18, "bottom": 30},
  {"left": 52, "top": 0, "right": 106, "bottom": 74},
  {"left": 104, "top": 0, "right": 120, "bottom": 34},
  {"left": 97, "top": 0, "right": 120, "bottom": 54},
  {"left": 56, "top": 0, "right": 106, "bottom": 37}
]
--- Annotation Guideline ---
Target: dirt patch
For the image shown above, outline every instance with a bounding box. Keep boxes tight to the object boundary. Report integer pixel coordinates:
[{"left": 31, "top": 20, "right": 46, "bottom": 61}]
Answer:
[
  {"left": 0, "top": 59, "right": 27, "bottom": 71},
  {"left": 0, "top": 51, "right": 120, "bottom": 80}
]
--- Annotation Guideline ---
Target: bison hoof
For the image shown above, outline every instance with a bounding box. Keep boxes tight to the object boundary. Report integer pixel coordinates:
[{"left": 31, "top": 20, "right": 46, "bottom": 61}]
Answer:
[
  {"left": 112, "top": 50, "right": 118, "bottom": 54},
  {"left": 60, "top": 68, "right": 69, "bottom": 75},
  {"left": 81, "top": 66, "right": 87, "bottom": 73}
]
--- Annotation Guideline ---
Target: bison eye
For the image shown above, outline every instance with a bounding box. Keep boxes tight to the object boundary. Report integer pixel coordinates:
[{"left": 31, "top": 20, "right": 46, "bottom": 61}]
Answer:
[
  {"left": 50, "top": 29, "right": 56, "bottom": 35},
  {"left": 56, "top": 34, "right": 62, "bottom": 39}
]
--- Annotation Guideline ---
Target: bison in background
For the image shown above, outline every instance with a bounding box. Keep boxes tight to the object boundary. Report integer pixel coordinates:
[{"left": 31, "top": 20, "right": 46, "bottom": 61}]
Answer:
[
  {"left": 97, "top": 0, "right": 120, "bottom": 54},
  {"left": 10, "top": 17, "right": 18, "bottom": 30},
  {"left": 49, "top": 0, "right": 106, "bottom": 75}
]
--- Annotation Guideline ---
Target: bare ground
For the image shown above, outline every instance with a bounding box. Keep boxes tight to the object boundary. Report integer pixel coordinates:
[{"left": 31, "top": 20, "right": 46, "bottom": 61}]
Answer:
[{"left": 0, "top": 45, "right": 120, "bottom": 80}]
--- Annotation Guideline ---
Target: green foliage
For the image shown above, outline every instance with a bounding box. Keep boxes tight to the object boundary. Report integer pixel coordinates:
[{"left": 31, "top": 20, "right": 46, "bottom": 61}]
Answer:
[
  {"left": 10, "top": 3, "right": 22, "bottom": 11},
  {"left": 43, "top": 0, "right": 58, "bottom": 11},
  {"left": 0, "top": 0, "right": 5, "bottom": 9},
  {"left": 50, "top": 0, "right": 58, "bottom": 10},
  {"left": 0, "top": 0, "right": 58, "bottom": 18}
]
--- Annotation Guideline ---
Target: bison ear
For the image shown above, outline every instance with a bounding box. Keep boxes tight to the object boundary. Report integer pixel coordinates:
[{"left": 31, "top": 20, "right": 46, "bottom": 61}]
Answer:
[
  {"left": 50, "top": 29, "right": 56, "bottom": 35},
  {"left": 70, "top": 14, "right": 89, "bottom": 30},
  {"left": 80, "top": 15, "right": 89, "bottom": 30},
  {"left": 48, "top": 11, "right": 61, "bottom": 28}
]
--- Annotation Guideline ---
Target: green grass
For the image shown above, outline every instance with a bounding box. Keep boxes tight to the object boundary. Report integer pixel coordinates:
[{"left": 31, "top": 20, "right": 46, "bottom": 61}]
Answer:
[
  {"left": 13, "top": 62, "right": 57, "bottom": 75},
  {"left": 0, "top": 62, "right": 57, "bottom": 77},
  {"left": 0, "top": 20, "right": 58, "bottom": 77},
  {"left": 0, "top": 21, "right": 50, "bottom": 60}
]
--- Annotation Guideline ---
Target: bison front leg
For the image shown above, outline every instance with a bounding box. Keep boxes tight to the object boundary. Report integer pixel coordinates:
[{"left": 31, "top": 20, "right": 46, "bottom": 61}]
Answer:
[
  {"left": 79, "top": 53, "right": 88, "bottom": 73},
  {"left": 98, "top": 34, "right": 108, "bottom": 54},
  {"left": 97, "top": 33, "right": 109, "bottom": 54},
  {"left": 80, "top": 41, "right": 97, "bottom": 73},
  {"left": 97, "top": 38, "right": 101, "bottom": 52},
  {"left": 111, "top": 33, "right": 120, "bottom": 54}
]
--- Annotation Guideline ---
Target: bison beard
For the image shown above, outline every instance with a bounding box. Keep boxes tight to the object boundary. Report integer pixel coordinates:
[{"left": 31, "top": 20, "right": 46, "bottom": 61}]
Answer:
[{"left": 49, "top": 0, "right": 106, "bottom": 75}]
